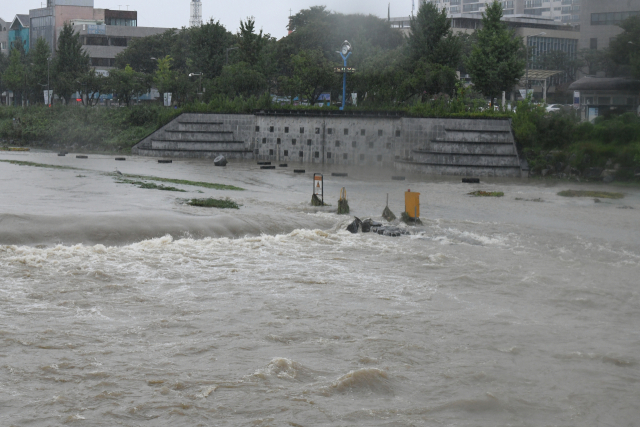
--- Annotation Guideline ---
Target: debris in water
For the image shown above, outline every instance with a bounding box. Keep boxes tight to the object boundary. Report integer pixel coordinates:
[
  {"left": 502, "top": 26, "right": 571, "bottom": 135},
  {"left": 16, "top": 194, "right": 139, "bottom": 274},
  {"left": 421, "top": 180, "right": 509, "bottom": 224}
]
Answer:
[{"left": 557, "top": 190, "right": 624, "bottom": 199}]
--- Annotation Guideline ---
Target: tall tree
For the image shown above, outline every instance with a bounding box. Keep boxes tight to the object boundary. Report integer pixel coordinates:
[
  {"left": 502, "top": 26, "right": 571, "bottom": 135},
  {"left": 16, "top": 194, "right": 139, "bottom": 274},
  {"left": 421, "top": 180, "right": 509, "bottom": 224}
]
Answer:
[
  {"left": 237, "top": 18, "right": 266, "bottom": 67},
  {"left": 54, "top": 23, "right": 90, "bottom": 103},
  {"left": 465, "top": 1, "right": 525, "bottom": 106},
  {"left": 27, "top": 38, "right": 52, "bottom": 104},
  {"left": 408, "top": 2, "right": 461, "bottom": 68},
  {"left": 406, "top": 2, "right": 461, "bottom": 97},
  {"left": 289, "top": 49, "right": 335, "bottom": 104},
  {"left": 2, "top": 49, "right": 25, "bottom": 106},
  {"left": 107, "top": 65, "right": 152, "bottom": 106},
  {"left": 188, "top": 20, "right": 235, "bottom": 78},
  {"left": 609, "top": 15, "right": 640, "bottom": 79}
]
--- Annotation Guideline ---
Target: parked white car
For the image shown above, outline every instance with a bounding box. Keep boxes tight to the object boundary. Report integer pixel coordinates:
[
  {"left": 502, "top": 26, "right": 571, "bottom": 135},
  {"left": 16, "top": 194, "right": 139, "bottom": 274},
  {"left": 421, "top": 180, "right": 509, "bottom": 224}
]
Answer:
[{"left": 545, "top": 104, "right": 562, "bottom": 113}]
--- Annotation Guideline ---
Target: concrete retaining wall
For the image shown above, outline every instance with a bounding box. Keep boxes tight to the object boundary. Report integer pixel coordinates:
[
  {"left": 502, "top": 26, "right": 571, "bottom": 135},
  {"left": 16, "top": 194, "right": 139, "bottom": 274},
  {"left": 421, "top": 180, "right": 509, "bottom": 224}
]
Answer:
[{"left": 132, "top": 113, "right": 522, "bottom": 177}]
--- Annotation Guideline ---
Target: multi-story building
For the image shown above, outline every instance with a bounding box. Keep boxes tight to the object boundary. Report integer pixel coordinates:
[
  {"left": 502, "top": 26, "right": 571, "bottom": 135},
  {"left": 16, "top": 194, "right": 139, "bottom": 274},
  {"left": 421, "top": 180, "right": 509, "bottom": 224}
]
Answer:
[
  {"left": 0, "top": 18, "right": 9, "bottom": 56},
  {"left": 8, "top": 15, "right": 30, "bottom": 53},
  {"left": 27, "top": 0, "right": 167, "bottom": 72},
  {"left": 579, "top": 0, "right": 640, "bottom": 50},
  {"left": 419, "top": 0, "right": 581, "bottom": 24}
]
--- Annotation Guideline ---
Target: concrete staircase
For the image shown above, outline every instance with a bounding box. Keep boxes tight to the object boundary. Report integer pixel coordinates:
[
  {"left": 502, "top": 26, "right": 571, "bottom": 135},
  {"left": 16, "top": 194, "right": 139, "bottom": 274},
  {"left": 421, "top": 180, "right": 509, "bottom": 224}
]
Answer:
[
  {"left": 396, "top": 121, "right": 522, "bottom": 177},
  {"left": 132, "top": 114, "right": 254, "bottom": 159}
]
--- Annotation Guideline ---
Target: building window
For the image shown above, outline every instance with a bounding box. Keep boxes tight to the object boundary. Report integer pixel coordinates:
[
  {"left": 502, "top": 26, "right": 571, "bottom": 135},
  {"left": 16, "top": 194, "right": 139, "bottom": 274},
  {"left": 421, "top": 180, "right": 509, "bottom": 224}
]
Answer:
[
  {"left": 369, "top": 141, "right": 374, "bottom": 148},
  {"left": 300, "top": 127, "right": 304, "bottom": 134},
  {"left": 360, "top": 129, "right": 365, "bottom": 136},
  {"left": 360, "top": 154, "right": 365, "bottom": 161},
  {"left": 343, "top": 153, "right": 348, "bottom": 160},
  {"left": 378, "top": 130, "right": 383, "bottom": 136},
  {"left": 299, "top": 151, "right": 304, "bottom": 157},
  {"left": 307, "top": 139, "right": 312, "bottom": 146},
  {"left": 327, "top": 152, "right": 332, "bottom": 159},
  {"left": 284, "top": 150, "right": 289, "bottom": 156},
  {"left": 335, "top": 141, "right": 340, "bottom": 147},
  {"left": 270, "top": 126, "right": 274, "bottom": 132},
  {"left": 284, "top": 127, "right": 289, "bottom": 133},
  {"left": 395, "top": 130, "right": 401, "bottom": 137},
  {"left": 327, "top": 128, "right": 333, "bottom": 135},
  {"left": 269, "top": 149, "right": 274, "bottom": 155},
  {"left": 352, "top": 141, "right": 357, "bottom": 148},
  {"left": 292, "top": 139, "right": 297, "bottom": 145},
  {"left": 262, "top": 138, "right": 267, "bottom": 144},
  {"left": 277, "top": 138, "right": 281, "bottom": 144},
  {"left": 590, "top": 38, "right": 597, "bottom": 50},
  {"left": 314, "top": 151, "right": 320, "bottom": 158},
  {"left": 255, "top": 126, "right": 260, "bottom": 132},
  {"left": 315, "top": 128, "right": 320, "bottom": 134},
  {"left": 344, "top": 128, "right": 349, "bottom": 135}
]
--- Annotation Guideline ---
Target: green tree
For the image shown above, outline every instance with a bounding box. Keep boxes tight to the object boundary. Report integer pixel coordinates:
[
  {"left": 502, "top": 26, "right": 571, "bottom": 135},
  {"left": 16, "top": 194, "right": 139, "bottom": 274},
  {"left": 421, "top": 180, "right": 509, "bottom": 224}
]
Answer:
[
  {"left": 188, "top": 20, "right": 235, "bottom": 78},
  {"left": 609, "top": 15, "right": 640, "bottom": 79},
  {"left": 237, "top": 18, "right": 267, "bottom": 67},
  {"left": 214, "top": 62, "right": 267, "bottom": 98},
  {"left": 408, "top": 2, "right": 461, "bottom": 68},
  {"left": 114, "top": 29, "right": 181, "bottom": 74},
  {"left": 465, "top": 1, "right": 525, "bottom": 106},
  {"left": 107, "top": 65, "right": 152, "bottom": 106},
  {"left": 2, "top": 49, "right": 25, "bottom": 106},
  {"left": 54, "top": 23, "right": 90, "bottom": 104},
  {"left": 153, "top": 55, "right": 176, "bottom": 99},
  {"left": 77, "top": 69, "right": 106, "bottom": 106},
  {"left": 289, "top": 49, "right": 336, "bottom": 104},
  {"left": 27, "top": 38, "right": 52, "bottom": 104}
]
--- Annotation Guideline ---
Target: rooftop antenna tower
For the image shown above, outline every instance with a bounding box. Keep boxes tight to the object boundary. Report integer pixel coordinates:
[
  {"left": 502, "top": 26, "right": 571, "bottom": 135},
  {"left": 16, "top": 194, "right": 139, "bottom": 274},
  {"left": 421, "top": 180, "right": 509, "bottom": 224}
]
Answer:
[{"left": 190, "top": 0, "right": 202, "bottom": 27}]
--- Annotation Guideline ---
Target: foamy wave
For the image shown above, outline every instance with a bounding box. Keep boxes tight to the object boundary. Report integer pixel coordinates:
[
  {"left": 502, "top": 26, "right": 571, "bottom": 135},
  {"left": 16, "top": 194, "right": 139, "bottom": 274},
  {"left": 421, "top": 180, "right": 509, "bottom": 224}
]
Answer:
[{"left": 252, "top": 358, "right": 315, "bottom": 381}]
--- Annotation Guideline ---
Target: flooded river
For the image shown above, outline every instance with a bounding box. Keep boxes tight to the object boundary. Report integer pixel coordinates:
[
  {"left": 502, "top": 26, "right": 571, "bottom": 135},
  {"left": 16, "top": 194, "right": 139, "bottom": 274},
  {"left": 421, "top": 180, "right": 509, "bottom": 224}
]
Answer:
[{"left": 1, "top": 152, "right": 639, "bottom": 426}]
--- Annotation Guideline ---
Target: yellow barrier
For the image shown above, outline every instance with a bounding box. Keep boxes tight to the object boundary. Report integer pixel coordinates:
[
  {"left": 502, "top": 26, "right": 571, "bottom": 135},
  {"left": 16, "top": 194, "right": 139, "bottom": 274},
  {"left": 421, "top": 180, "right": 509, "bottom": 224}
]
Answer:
[{"left": 405, "top": 190, "right": 420, "bottom": 218}]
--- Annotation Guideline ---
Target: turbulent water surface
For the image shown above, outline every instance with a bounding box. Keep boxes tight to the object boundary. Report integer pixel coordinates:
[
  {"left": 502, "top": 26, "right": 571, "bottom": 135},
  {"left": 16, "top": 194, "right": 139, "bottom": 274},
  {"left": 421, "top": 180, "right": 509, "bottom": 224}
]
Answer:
[{"left": 1, "top": 152, "right": 639, "bottom": 426}]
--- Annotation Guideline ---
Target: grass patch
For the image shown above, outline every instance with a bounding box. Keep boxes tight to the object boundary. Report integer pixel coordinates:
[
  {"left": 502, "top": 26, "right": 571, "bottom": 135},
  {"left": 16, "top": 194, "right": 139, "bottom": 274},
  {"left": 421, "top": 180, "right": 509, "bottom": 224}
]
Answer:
[
  {"left": 468, "top": 191, "right": 505, "bottom": 197},
  {"left": 557, "top": 190, "right": 624, "bottom": 199},
  {"left": 119, "top": 173, "right": 244, "bottom": 191},
  {"left": 116, "top": 178, "right": 186, "bottom": 192},
  {"left": 187, "top": 197, "right": 239, "bottom": 209},
  {"left": 0, "top": 159, "right": 81, "bottom": 170}
]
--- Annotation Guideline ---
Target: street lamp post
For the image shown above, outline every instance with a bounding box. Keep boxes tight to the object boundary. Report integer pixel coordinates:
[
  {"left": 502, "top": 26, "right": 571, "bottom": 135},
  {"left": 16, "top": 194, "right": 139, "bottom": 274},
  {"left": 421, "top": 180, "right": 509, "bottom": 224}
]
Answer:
[
  {"left": 525, "top": 32, "right": 546, "bottom": 99},
  {"left": 47, "top": 56, "right": 51, "bottom": 107},
  {"left": 226, "top": 47, "right": 239, "bottom": 66},
  {"left": 336, "top": 41, "right": 352, "bottom": 111}
]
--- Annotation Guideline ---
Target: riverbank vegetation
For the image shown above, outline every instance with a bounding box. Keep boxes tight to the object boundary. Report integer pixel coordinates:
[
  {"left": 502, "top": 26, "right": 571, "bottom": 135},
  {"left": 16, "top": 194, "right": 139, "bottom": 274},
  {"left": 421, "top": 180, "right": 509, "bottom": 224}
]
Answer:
[{"left": 1, "top": 2, "right": 639, "bottom": 180}]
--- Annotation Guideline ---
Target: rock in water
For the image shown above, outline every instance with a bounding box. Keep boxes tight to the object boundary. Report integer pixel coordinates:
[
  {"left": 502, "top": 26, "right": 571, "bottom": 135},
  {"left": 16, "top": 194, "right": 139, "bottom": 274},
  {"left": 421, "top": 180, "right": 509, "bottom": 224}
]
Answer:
[
  {"left": 311, "top": 194, "right": 325, "bottom": 206},
  {"left": 214, "top": 156, "right": 228, "bottom": 167},
  {"left": 382, "top": 206, "right": 396, "bottom": 222},
  {"left": 361, "top": 219, "right": 383, "bottom": 233},
  {"left": 347, "top": 217, "right": 362, "bottom": 234}
]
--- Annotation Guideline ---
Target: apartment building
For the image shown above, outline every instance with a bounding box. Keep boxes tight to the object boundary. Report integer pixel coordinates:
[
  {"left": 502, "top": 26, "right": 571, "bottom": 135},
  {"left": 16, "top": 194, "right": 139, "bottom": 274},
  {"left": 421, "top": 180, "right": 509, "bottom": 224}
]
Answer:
[
  {"left": 0, "top": 18, "right": 9, "bottom": 56},
  {"left": 579, "top": 0, "right": 640, "bottom": 50},
  {"left": 420, "top": 0, "right": 581, "bottom": 24}
]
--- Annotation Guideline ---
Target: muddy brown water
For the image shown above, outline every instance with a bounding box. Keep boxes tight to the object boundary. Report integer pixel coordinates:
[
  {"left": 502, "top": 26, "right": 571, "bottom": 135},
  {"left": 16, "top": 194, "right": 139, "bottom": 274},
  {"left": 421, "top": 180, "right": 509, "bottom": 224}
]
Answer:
[{"left": 1, "top": 152, "right": 639, "bottom": 426}]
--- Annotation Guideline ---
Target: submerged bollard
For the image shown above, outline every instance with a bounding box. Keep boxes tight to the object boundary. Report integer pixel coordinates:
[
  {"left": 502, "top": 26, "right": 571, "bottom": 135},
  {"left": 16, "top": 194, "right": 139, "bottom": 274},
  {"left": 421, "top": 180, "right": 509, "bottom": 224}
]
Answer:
[
  {"left": 382, "top": 193, "right": 396, "bottom": 222},
  {"left": 402, "top": 190, "right": 422, "bottom": 225},
  {"left": 338, "top": 188, "right": 350, "bottom": 214}
]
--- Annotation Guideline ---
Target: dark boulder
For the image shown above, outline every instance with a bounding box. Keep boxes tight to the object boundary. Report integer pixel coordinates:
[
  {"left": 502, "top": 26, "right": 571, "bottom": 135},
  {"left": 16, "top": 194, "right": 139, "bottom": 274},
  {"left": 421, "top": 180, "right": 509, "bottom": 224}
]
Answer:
[
  {"left": 347, "top": 217, "right": 362, "bottom": 234},
  {"left": 214, "top": 156, "right": 228, "bottom": 167},
  {"left": 372, "top": 226, "right": 410, "bottom": 237},
  {"left": 361, "top": 219, "right": 383, "bottom": 233}
]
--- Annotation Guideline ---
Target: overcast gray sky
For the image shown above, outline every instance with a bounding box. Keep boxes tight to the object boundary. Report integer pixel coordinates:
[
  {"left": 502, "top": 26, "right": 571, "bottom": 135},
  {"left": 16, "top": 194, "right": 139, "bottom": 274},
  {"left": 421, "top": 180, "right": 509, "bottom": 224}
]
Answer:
[{"left": 3, "top": 1, "right": 414, "bottom": 38}]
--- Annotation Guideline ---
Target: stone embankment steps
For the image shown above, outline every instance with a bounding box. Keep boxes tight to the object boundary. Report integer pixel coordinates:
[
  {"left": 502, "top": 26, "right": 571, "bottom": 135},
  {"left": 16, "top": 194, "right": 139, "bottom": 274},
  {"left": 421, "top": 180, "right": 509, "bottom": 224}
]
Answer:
[
  {"left": 133, "top": 116, "right": 254, "bottom": 159},
  {"left": 395, "top": 122, "right": 522, "bottom": 177}
]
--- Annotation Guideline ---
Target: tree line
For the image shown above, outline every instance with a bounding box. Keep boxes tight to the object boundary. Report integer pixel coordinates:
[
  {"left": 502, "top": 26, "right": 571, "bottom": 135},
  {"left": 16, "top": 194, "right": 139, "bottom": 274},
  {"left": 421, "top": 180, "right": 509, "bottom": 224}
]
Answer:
[{"left": 1, "top": 1, "right": 639, "bottom": 109}]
